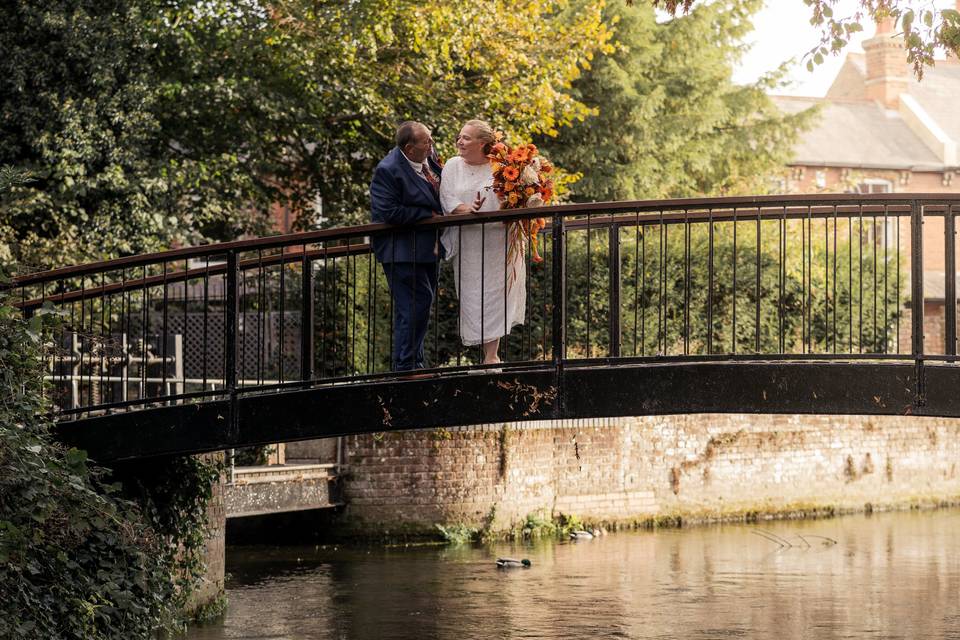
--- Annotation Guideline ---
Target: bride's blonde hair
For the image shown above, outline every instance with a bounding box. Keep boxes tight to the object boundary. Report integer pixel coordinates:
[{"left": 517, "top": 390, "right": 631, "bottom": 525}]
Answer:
[{"left": 464, "top": 119, "right": 496, "bottom": 154}]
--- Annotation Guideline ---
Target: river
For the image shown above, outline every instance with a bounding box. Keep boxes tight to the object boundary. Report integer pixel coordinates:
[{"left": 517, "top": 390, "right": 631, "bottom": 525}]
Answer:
[{"left": 187, "top": 509, "right": 960, "bottom": 639}]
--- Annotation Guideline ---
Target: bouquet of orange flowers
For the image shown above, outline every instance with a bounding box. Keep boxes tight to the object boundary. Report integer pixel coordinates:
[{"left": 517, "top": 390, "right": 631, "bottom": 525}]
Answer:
[{"left": 488, "top": 135, "right": 554, "bottom": 264}]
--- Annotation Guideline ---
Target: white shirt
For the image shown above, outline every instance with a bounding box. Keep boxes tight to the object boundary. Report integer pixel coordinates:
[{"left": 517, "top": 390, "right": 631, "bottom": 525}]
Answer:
[{"left": 400, "top": 150, "right": 437, "bottom": 182}]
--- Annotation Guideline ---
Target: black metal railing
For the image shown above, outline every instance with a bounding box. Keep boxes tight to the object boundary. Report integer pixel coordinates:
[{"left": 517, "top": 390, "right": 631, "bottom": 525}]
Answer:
[{"left": 8, "top": 193, "right": 960, "bottom": 422}]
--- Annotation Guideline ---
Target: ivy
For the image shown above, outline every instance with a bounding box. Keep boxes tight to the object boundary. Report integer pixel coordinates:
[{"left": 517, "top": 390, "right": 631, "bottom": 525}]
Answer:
[{"left": 0, "top": 270, "right": 222, "bottom": 638}]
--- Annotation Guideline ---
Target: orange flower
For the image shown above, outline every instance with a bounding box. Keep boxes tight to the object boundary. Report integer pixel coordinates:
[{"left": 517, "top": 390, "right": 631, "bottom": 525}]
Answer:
[
  {"left": 503, "top": 166, "right": 520, "bottom": 181},
  {"left": 492, "top": 142, "right": 507, "bottom": 154},
  {"left": 508, "top": 191, "right": 519, "bottom": 206},
  {"left": 525, "top": 186, "right": 536, "bottom": 196},
  {"left": 504, "top": 181, "right": 516, "bottom": 191},
  {"left": 491, "top": 161, "right": 503, "bottom": 173}
]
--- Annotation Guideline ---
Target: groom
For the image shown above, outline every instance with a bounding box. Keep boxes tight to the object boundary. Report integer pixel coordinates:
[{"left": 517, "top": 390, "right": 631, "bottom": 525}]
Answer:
[{"left": 370, "top": 121, "right": 444, "bottom": 371}]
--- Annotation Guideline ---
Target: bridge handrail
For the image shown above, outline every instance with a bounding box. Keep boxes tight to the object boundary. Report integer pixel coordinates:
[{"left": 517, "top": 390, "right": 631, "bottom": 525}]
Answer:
[{"left": 9, "top": 192, "right": 958, "bottom": 288}]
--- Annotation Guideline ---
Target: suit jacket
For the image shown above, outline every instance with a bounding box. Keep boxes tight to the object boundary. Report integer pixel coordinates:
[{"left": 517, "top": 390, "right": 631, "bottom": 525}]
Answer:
[{"left": 369, "top": 147, "right": 444, "bottom": 263}]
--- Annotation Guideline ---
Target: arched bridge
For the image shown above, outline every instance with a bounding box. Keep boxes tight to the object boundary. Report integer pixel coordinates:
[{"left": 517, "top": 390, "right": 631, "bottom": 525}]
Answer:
[{"left": 10, "top": 194, "right": 960, "bottom": 462}]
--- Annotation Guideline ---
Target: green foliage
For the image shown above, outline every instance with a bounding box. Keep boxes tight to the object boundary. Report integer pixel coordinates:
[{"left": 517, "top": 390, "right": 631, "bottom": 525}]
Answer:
[
  {"left": 0, "top": 0, "right": 614, "bottom": 269},
  {"left": 0, "top": 273, "right": 222, "bottom": 638},
  {"left": 543, "top": 0, "right": 815, "bottom": 202},
  {"left": 435, "top": 523, "right": 479, "bottom": 545}
]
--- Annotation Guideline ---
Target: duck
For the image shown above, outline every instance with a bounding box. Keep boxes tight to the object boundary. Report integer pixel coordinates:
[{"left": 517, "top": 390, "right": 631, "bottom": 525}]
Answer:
[
  {"left": 496, "top": 557, "right": 531, "bottom": 568},
  {"left": 569, "top": 530, "right": 594, "bottom": 540}
]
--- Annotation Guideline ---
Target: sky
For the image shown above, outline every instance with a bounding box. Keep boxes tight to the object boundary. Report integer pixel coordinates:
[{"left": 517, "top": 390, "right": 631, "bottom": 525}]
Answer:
[{"left": 732, "top": 0, "right": 955, "bottom": 97}]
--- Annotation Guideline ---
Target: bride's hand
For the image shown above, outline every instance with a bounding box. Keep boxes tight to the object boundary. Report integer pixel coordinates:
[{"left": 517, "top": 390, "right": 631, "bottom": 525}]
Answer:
[
  {"left": 450, "top": 203, "right": 473, "bottom": 215},
  {"left": 472, "top": 191, "right": 486, "bottom": 212}
]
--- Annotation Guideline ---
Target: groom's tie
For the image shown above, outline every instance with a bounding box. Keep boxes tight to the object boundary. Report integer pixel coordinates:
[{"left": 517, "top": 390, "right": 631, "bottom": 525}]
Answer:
[{"left": 421, "top": 163, "right": 439, "bottom": 192}]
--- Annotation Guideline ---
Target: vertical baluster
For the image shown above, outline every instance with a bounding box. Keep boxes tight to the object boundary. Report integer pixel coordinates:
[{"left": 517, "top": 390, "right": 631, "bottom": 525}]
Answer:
[
  {"left": 641, "top": 216, "right": 646, "bottom": 356},
  {"left": 896, "top": 212, "right": 901, "bottom": 353},
  {"left": 848, "top": 211, "right": 853, "bottom": 354},
  {"left": 806, "top": 207, "right": 812, "bottom": 353},
  {"left": 857, "top": 203, "right": 863, "bottom": 353},
  {"left": 225, "top": 251, "right": 239, "bottom": 439},
  {"left": 321, "top": 243, "right": 330, "bottom": 378},
  {"left": 182, "top": 257, "right": 189, "bottom": 399},
  {"left": 872, "top": 213, "right": 878, "bottom": 352},
  {"left": 279, "top": 246, "right": 286, "bottom": 382},
  {"left": 586, "top": 213, "right": 592, "bottom": 359},
  {"left": 755, "top": 207, "right": 761, "bottom": 354},
  {"left": 161, "top": 261, "right": 169, "bottom": 401},
  {"left": 369, "top": 248, "right": 377, "bottom": 373},
  {"left": 832, "top": 208, "right": 838, "bottom": 354},
  {"left": 541, "top": 230, "right": 548, "bottom": 361},
  {"left": 609, "top": 221, "right": 621, "bottom": 358},
  {"left": 202, "top": 256, "right": 210, "bottom": 389},
  {"left": 633, "top": 210, "right": 641, "bottom": 357},
  {"left": 683, "top": 211, "right": 690, "bottom": 356},
  {"left": 302, "top": 247, "right": 314, "bottom": 382},
  {"left": 823, "top": 212, "right": 829, "bottom": 353},
  {"left": 801, "top": 209, "right": 807, "bottom": 351},
  {"left": 910, "top": 199, "right": 924, "bottom": 404},
  {"left": 779, "top": 207, "right": 785, "bottom": 354},
  {"left": 99, "top": 272, "right": 108, "bottom": 406},
  {"left": 344, "top": 238, "right": 357, "bottom": 376},
  {"left": 659, "top": 212, "right": 666, "bottom": 355},
  {"left": 142, "top": 266, "right": 149, "bottom": 403},
  {"left": 883, "top": 205, "right": 889, "bottom": 353},
  {"left": 80, "top": 276, "right": 89, "bottom": 409},
  {"left": 551, "top": 212, "right": 566, "bottom": 369},
  {"left": 707, "top": 209, "right": 714, "bottom": 355},
  {"left": 732, "top": 208, "right": 738, "bottom": 354},
  {"left": 257, "top": 250, "right": 266, "bottom": 384},
  {"left": 457, "top": 225, "right": 463, "bottom": 367},
  {"left": 503, "top": 218, "right": 509, "bottom": 364},
  {"left": 240, "top": 261, "right": 248, "bottom": 387},
  {"left": 367, "top": 248, "right": 375, "bottom": 374},
  {"left": 947, "top": 206, "right": 957, "bottom": 358}
]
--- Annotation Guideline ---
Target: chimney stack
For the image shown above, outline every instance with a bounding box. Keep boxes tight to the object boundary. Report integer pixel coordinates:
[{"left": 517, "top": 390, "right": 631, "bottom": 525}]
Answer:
[{"left": 862, "top": 15, "right": 909, "bottom": 108}]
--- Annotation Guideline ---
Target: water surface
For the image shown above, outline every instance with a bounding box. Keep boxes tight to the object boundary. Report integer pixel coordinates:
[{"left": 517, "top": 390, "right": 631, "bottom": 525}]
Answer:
[{"left": 188, "top": 510, "right": 960, "bottom": 639}]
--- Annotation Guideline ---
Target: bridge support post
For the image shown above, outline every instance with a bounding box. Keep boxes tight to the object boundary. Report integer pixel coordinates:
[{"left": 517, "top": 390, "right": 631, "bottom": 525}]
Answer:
[{"left": 185, "top": 452, "right": 226, "bottom": 618}]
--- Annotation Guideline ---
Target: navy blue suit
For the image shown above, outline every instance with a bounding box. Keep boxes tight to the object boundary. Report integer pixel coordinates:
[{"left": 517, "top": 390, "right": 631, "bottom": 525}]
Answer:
[{"left": 370, "top": 147, "right": 444, "bottom": 370}]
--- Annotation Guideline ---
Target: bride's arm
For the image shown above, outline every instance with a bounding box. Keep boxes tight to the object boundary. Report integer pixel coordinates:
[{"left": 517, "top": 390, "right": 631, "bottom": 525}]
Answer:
[{"left": 440, "top": 161, "right": 473, "bottom": 215}]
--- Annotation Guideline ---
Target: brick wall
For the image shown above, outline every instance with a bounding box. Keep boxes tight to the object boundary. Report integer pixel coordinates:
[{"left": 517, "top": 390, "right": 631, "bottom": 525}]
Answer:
[
  {"left": 187, "top": 452, "right": 225, "bottom": 616},
  {"left": 338, "top": 414, "right": 960, "bottom": 535}
]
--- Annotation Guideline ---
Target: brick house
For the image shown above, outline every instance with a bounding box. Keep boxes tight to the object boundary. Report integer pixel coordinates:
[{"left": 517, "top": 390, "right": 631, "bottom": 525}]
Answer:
[{"left": 772, "top": 12, "right": 960, "bottom": 354}]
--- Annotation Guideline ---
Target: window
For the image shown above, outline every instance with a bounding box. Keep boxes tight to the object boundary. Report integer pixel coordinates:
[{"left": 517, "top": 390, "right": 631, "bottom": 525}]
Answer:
[{"left": 856, "top": 179, "right": 893, "bottom": 194}]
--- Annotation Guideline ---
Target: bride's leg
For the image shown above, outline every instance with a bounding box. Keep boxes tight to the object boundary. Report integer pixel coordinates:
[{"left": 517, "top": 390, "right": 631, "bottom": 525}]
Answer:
[{"left": 482, "top": 339, "right": 500, "bottom": 364}]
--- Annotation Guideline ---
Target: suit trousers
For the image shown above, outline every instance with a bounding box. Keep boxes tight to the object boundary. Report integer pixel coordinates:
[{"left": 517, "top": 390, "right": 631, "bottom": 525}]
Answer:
[{"left": 381, "top": 261, "right": 438, "bottom": 371}]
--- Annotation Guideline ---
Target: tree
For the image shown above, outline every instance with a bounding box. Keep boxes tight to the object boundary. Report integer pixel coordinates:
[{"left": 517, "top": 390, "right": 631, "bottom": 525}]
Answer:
[
  {"left": 1, "top": 0, "right": 614, "bottom": 268},
  {"left": 651, "top": 0, "right": 960, "bottom": 77},
  {"left": 541, "top": 0, "right": 815, "bottom": 202}
]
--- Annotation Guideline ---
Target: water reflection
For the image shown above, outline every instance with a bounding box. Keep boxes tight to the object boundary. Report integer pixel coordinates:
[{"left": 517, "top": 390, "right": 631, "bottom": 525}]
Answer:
[{"left": 188, "top": 510, "right": 960, "bottom": 639}]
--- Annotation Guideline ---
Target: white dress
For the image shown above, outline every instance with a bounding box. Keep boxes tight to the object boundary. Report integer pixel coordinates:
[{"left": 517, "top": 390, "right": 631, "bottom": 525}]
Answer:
[{"left": 439, "top": 156, "right": 526, "bottom": 346}]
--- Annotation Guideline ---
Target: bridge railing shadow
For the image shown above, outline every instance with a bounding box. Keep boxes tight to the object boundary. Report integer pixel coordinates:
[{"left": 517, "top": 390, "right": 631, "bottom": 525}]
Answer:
[{"left": 9, "top": 193, "right": 959, "bottom": 422}]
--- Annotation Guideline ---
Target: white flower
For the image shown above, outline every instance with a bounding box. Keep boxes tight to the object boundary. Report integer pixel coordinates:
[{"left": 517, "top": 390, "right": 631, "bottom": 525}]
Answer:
[
  {"left": 520, "top": 164, "right": 539, "bottom": 186},
  {"left": 526, "top": 192, "right": 544, "bottom": 208},
  {"left": 529, "top": 157, "right": 541, "bottom": 171}
]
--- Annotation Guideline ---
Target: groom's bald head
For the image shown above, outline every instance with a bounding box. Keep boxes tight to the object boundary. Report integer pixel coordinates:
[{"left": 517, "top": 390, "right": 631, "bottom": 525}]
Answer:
[{"left": 396, "top": 121, "right": 433, "bottom": 162}]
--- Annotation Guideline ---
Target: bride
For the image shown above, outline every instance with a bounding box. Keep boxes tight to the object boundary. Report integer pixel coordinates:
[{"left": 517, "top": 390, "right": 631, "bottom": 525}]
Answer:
[{"left": 440, "top": 119, "right": 526, "bottom": 365}]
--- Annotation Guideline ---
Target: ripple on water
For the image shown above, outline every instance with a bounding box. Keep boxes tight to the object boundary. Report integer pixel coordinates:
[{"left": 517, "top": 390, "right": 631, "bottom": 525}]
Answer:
[{"left": 187, "top": 510, "right": 960, "bottom": 640}]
